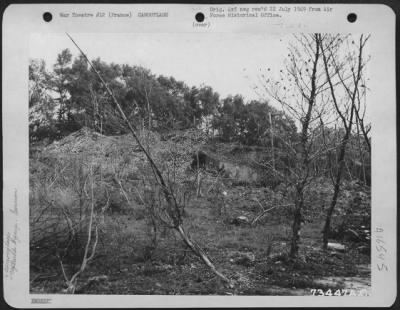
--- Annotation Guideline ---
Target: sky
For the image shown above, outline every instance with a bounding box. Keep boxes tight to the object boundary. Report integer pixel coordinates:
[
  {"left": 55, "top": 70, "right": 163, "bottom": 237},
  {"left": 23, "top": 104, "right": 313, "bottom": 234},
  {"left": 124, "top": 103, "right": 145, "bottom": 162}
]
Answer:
[{"left": 29, "top": 33, "right": 289, "bottom": 102}]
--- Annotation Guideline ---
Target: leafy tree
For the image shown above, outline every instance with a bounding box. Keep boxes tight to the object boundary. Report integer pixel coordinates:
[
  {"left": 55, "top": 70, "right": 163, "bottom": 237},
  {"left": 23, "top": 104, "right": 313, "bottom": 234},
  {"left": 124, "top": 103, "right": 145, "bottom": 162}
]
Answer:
[
  {"left": 50, "top": 49, "right": 73, "bottom": 121},
  {"left": 29, "top": 59, "right": 58, "bottom": 142},
  {"left": 212, "top": 96, "right": 297, "bottom": 147},
  {"left": 29, "top": 59, "right": 50, "bottom": 107},
  {"left": 212, "top": 95, "right": 245, "bottom": 141},
  {"left": 68, "top": 57, "right": 126, "bottom": 134}
]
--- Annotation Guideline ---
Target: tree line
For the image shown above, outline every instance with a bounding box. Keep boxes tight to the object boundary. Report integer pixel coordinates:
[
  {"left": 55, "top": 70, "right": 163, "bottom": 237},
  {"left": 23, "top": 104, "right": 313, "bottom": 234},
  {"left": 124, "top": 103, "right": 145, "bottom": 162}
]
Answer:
[{"left": 29, "top": 49, "right": 295, "bottom": 147}]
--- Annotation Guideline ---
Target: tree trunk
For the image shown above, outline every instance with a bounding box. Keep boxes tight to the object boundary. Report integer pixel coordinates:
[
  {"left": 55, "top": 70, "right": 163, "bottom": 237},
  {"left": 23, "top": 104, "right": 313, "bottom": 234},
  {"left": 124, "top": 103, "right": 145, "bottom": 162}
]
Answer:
[
  {"left": 288, "top": 35, "right": 320, "bottom": 259},
  {"left": 147, "top": 101, "right": 151, "bottom": 131},
  {"left": 269, "top": 112, "right": 275, "bottom": 171},
  {"left": 356, "top": 122, "right": 367, "bottom": 185},
  {"left": 196, "top": 170, "right": 202, "bottom": 198},
  {"left": 320, "top": 34, "right": 366, "bottom": 250},
  {"left": 290, "top": 188, "right": 304, "bottom": 258},
  {"left": 322, "top": 138, "right": 348, "bottom": 249}
]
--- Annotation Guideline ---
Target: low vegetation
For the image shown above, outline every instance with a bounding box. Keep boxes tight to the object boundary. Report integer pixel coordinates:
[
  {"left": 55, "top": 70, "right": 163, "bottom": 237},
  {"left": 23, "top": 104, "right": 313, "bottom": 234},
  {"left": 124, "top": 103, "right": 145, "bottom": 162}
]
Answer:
[
  {"left": 29, "top": 33, "right": 371, "bottom": 295},
  {"left": 30, "top": 128, "right": 370, "bottom": 295}
]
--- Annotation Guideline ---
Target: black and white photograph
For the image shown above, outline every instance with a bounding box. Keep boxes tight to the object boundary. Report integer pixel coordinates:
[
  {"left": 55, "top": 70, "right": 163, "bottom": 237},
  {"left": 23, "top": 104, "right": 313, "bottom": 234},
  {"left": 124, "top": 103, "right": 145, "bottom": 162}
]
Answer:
[
  {"left": 28, "top": 31, "right": 372, "bottom": 296},
  {"left": 3, "top": 3, "right": 396, "bottom": 308}
]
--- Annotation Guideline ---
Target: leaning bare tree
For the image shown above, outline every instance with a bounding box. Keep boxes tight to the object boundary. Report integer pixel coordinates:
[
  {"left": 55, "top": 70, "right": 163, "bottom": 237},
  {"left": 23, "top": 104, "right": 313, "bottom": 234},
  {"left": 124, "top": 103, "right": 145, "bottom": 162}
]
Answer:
[
  {"left": 320, "top": 34, "right": 370, "bottom": 249},
  {"left": 66, "top": 34, "right": 231, "bottom": 284}
]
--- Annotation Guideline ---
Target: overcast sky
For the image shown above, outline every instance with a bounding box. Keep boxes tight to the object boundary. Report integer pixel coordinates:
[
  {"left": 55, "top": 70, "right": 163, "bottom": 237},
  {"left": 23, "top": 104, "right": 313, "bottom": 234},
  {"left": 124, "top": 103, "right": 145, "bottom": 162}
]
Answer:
[{"left": 29, "top": 33, "right": 289, "bottom": 102}]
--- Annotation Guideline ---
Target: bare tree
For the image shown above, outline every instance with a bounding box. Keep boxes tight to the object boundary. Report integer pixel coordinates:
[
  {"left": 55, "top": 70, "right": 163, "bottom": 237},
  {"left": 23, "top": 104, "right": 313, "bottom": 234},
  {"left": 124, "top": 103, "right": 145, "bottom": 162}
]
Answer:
[
  {"left": 320, "top": 34, "right": 370, "bottom": 249},
  {"left": 260, "top": 34, "right": 333, "bottom": 258},
  {"left": 59, "top": 165, "right": 99, "bottom": 294}
]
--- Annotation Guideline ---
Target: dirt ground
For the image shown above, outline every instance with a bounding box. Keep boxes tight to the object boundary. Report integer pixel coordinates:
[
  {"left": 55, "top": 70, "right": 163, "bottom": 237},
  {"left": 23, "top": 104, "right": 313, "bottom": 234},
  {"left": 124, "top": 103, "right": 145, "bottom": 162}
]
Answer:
[
  {"left": 30, "top": 129, "right": 370, "bottom": 295},
  {"left": 30, "top": 193, "right": 370, "bottom": 295}
]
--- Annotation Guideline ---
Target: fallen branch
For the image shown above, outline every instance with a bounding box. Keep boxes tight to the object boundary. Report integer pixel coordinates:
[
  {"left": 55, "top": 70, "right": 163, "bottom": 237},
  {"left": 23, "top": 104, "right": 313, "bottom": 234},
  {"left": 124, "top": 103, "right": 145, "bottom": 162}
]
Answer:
[
  {"left": 251, "top": 200, "right": 293, "bottom": 225},
  {"left": 251, "top": 206, "right": 279, "bottom": 225}
]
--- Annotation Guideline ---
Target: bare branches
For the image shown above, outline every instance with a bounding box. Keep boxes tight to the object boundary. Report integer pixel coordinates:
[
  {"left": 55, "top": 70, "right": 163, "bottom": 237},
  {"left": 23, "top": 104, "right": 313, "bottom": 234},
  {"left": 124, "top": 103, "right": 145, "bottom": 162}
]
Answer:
[
  {"left": 250, "top": 198, "right": 292, "bottom": 225},
  {"left": 257, "top": 33, "right": 370, "bottom": 258},
  {"left": 320, "top": 34, "right": 370, "bottom": 249},
  {"left": 59, "top": 165, "right": 99, "bottom": 294},
  {"left": 66, "top": 33, "right": 232, "bottom": 285}
]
